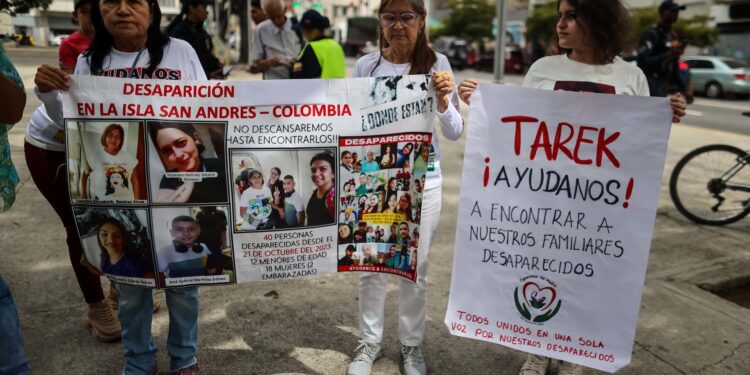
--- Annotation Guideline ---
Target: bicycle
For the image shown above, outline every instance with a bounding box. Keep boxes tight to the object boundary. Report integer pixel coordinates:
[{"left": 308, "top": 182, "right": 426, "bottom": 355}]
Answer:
[{"left": 668, "top": 113, "right": 750, "bottom": 225}]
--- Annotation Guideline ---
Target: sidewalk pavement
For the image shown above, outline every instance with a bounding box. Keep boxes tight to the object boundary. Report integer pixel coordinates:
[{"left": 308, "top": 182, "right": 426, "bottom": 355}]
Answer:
[{"left": 1, "top": 52, "right": 749, "bottom": 374}]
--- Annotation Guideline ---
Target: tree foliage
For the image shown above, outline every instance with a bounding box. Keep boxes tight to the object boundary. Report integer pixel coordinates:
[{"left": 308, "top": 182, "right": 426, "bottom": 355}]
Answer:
[
  {"left": 525, "top": 3, "right": 718, "bottom": 51},
  {"left": 629, "top": 7, "right": 718, "bottom": 48},
  {"left": 0, "top": 0, "right": 52, "bottom": 15},
  {"left": 431, "top": 0, "right": 495, "bottom": 42},
  {"left": 524, "top": 2, "right": 558, "bottom": 47}
]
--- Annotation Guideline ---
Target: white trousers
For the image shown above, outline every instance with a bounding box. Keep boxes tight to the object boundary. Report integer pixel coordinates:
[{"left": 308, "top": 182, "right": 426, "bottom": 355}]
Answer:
[{"left": 358, "top": 187, "right": 442, "bottom": 346}]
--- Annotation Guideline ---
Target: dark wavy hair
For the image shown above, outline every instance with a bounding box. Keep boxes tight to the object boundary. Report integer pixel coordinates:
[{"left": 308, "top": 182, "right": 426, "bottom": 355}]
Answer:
[
  {"left": 556, "top": 0, "right": 630, "bottom": 64},
  {"left": 85, "top": 0, "right": 170, "bottom": 75},
  {"left": 372, "top": 0, "right": 436, "bottom": 75}
]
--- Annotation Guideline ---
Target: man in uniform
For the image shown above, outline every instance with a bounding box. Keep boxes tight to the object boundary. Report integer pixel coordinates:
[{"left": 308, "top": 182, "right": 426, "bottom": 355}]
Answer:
[{"left": 637, "top": 0, "right": 687, "bottom": 97}]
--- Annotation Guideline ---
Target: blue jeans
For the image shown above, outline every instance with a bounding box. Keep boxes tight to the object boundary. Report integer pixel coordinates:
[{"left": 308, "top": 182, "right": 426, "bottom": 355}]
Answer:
[
  {"left": 116, "top": 284, "right": 199, "bottom": 375},
  {"left": 0, "top": 275, "right": 30, "bottom": 375}
]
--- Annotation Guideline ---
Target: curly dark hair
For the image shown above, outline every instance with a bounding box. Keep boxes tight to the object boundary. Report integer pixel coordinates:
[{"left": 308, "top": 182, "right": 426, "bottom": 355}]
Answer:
[{"left": 556, "top": 0, "right": 630, "bottom": 64}]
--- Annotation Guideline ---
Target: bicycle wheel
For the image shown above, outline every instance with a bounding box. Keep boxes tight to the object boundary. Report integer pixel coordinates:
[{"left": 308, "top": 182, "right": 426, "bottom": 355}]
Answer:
[{"left": 669, "top": 144, "right": 750, "bottom": 225}]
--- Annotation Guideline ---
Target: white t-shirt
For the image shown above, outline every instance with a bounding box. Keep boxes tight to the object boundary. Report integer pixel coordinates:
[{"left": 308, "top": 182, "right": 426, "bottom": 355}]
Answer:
[
  {"left": 283, "top": 190, "right": 305, "bottom": 226},
  {"left": 239, "top": 185, "right": 273, "bottom": 229},
  {"left": 25, "top": 105, "right": 65, "bottom": 151},
  {"left": 36, "top": 38, "right": 207, "bottom": 127},
  {"left": 523, "top": 54, "right": 650, "bottom": 96},
  {"left": 249, "top": 18, "right": 303, "bottom": 80},
  {"left": 353, "top": 52, "right": 464, "bottom": 191},
  {"left": 91, "top": 151, "right": 138, "bottom": 201},
  {"left": 157, "top": 242, "right": 210, "bottom": 275}
]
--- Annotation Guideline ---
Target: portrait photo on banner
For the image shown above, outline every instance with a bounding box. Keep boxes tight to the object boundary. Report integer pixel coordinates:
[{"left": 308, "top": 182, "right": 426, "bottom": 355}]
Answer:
[
  {"left": 65, "top": 120, "right": 148, "bottom": 204},
  {"left": 231, "top": 148, "right": 337, "bottom": 232},
  {"left": 146, "top": 121, "right": 229, "bottom": 204},
  {"left": 72, "top": 207, "right": 156, "bottom": 286},
  {"left": 151, "top": 206, "right": 234, "bottom": 287}
]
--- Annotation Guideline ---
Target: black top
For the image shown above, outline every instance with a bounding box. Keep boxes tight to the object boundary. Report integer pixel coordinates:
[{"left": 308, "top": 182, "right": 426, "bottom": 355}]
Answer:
[
  {"left": 306, "top": 188, "right": 334, "bottom": 226},
  {"left": 636, "top": 24, "right": 685, "bottom": 97},
  {"left": 169, "top": 20, "right": 222, "bottom": 78},
  {"left": 159, "top": 158, "right": 228, "bottom": 203}
]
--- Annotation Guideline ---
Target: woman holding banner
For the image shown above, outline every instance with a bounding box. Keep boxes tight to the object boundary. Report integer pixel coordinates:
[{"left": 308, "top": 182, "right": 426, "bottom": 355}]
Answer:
[
  {"left": 347, "top": 0, "right": 463, "bottom": 374},
  {"left": 21, "top": 0, "right": 127, "bottom": 344},
  {"left": 457, "top": 1, "right": 686, "bottom": 374},
  {"left": 33, "top": 0, "right": 207, "bottom": 371}
]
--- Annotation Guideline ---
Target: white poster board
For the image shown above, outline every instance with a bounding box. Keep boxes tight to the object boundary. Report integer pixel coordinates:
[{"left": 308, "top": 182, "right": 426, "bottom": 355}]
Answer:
[
  {"left": 63, "top": 75, "right": 435, "bottom": 288},
  {"left": 445, "top": 83, "right": 672, "bottom": 373}
]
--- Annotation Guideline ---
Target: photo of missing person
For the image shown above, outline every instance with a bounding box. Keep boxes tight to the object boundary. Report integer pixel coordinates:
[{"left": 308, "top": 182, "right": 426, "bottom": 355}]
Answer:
[
  {"left": 147, "top": 121, "right": 228, "bottom": 204},
  {"left": 413, "top": 142, "right": 431, "bottom": 173},
  {"left": 379, "top": 143, "right": 398, "bottom": 169},
  {"left": 231, "top": 148, "right": 336, "bottom": 232},
  {"left": 73, "top": 207, "right": 155, "bottom": 281},
  {"left": 152, "top": 206, "right": 234, "bottom": 286},
  {"left": 66, "top": 120, "right": 147, "bottom": 203}
]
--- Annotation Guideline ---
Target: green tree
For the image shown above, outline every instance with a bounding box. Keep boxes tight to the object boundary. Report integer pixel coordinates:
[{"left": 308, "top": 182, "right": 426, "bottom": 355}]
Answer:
[
  {"left": 431, "top": 0, "right": 495, "bottom": 42},
  {"left": 1, "top": 0, "right": 51, "bottom": 15},
  {"left": 525, "top": 4, "right": 718, "bottom": 52},
  {"left": 524, "top": 2, "right": 558, "bottom": 48}
]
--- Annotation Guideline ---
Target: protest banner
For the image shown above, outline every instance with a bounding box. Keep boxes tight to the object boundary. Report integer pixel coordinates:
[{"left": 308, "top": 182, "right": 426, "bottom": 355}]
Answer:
[
  {"left": 63, "top": 75, "right": 435, "bottom": 288},
  {"left": 444, "top": 83, "right": 672, "bottom": 372}
]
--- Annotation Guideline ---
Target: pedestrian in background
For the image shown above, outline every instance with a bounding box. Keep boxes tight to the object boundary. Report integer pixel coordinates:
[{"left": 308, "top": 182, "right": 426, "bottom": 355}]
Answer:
[
  {"left": 347, "top": 0, "right": 464, "bottom": 374},
  {"left": 249, "top": 0, "right": 303, "bottom": 79},
  {"left": 0, "top": 43, "right": 30, "bottom": 375},
  {"left": 637, "top": 0, "right": 687, "bottom": 97},
  {"left": 459, "top": 0, "right": 686, "bottom": 374},
  {"left": 290, "top": 9, "right": 346, "bottom": 79},
  {"left": 166, "top": 0, "right": 224, "bottom": 79}
]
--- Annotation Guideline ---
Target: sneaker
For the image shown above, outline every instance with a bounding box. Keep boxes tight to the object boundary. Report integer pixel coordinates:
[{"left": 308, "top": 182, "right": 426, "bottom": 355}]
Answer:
[
  {"left": 171, "top": 364, "right": 199, "bottom": 375},
  {"left": 558, "top": 361, "right": 583, "bottom": 375},
  {"left": 401, "top": 345, "right": 426, "bottom": 375},
  {"left": 86, "top": 300, "right": 121, "bottom": 342},
  {"left": 108, "top": 284, "right": 161, "bottom": 313},
  {"left": 518, "top": 354, "right": 550, "bottom": 375},
  {"left": 346, "top": 343, "right": 383, "bottom": 375}
]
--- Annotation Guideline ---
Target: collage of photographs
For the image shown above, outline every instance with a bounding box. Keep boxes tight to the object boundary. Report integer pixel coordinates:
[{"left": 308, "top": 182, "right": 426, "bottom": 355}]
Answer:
[
  {"left": 336, "top": 135, "right": 431, "bottom": 280},
  {"left": 65, "top": 119, "right": 236, "bottom": 288}
]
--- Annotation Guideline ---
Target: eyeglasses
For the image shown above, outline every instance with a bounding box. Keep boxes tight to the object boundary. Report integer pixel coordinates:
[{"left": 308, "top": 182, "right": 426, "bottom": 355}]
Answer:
[{"left": 379, "top": 12, "right": 419, "bottom": 28}]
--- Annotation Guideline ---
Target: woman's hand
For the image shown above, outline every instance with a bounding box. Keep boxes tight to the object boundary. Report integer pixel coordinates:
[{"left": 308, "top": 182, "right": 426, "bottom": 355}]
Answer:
[
  {"left": 432, "top": 71, "right": 455, "bottom": 113},
  {"left": 669, "top": 92, "right": 687, "bottom": 123},
  {"left": 458, "top": 79, "right": 479, "bottom": 105},
  {"left": 35, "top": 64, "right": 70, "bottom": 93}
]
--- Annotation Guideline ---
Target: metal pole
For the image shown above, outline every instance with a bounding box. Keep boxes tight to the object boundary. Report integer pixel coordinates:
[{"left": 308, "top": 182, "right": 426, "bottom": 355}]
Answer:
[{"left": 493, "top": 0, "right": 507, "bottom": 83}]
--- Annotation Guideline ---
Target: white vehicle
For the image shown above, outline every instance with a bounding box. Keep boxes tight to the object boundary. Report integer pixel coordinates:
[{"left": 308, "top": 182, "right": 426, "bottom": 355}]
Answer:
[{"left": 51, "top": 34, "right": 69, "bottom": 46}]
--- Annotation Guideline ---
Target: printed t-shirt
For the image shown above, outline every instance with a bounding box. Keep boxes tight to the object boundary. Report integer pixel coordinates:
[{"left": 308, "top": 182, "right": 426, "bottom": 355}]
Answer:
[{"left": 239, "top": 185, "right": 272, "bottom": 229}]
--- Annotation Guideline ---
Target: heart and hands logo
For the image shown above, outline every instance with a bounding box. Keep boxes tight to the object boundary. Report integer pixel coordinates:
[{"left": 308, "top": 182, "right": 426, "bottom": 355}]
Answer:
[{"left": 514, "top": 276, "right": 562, "bottom": 323}]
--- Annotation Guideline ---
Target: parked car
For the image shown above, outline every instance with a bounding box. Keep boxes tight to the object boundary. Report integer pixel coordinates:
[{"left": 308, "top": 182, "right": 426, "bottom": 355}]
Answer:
[
  {"left": 50, "top": 34, "right": 68, "bottom": 46},
  {"left": 432, "top": 36, "right": 470, "bottom": 70},
  {"left": 473, "top": 43, "right": 525, "bottom": 74},
  {"left": 681, "top": 56, "right": 749, "bottom": 99}
]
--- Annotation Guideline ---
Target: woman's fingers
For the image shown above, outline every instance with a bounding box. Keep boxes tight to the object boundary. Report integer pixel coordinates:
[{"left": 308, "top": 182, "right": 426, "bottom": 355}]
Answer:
[
  {"left": 458, "top": 80, "right": 478, "bottom": 104},
  {"left": 669, "top": 93, "right": 687, "bottom": 123},
  {"left": 35, "top": 64, "right": 70, "bottom": 92}
]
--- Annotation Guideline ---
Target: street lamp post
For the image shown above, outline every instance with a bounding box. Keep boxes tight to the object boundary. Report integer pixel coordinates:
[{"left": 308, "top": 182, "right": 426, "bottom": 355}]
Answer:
[{"left": 493, "top": 0, "right": 507, "bottom": 83}]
